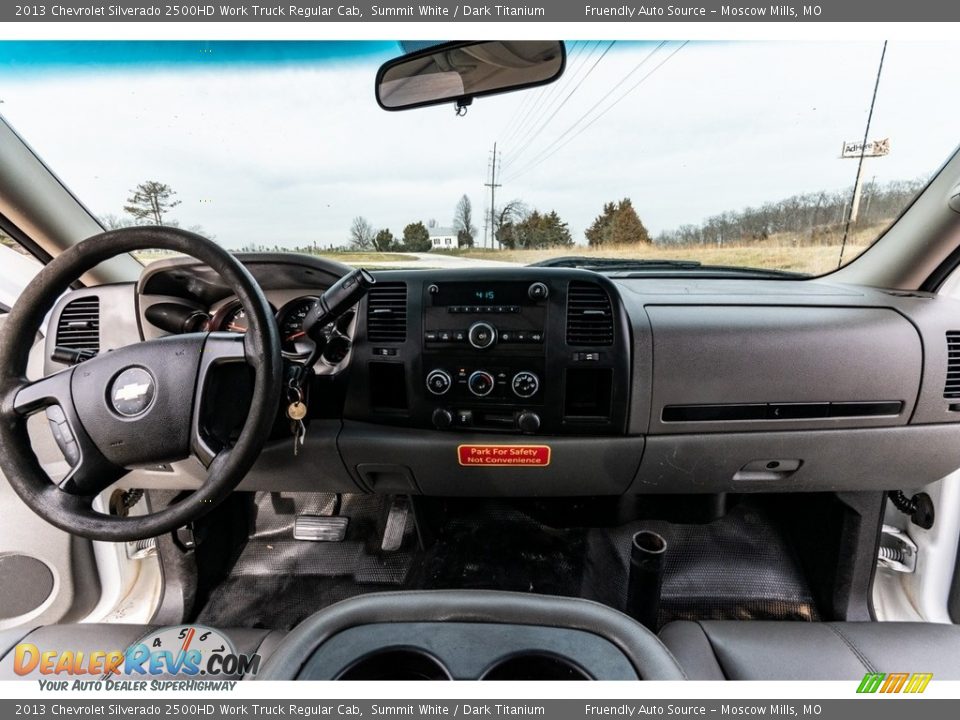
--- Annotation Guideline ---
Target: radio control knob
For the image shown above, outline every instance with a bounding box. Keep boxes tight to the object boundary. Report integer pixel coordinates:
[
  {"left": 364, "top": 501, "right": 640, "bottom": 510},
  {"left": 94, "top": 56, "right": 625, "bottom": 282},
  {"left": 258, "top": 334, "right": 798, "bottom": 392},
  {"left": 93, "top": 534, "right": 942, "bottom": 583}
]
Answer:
[
  {"left": 517, "top": 411, "right": 542, "bottom": 434},
  {"left": 467, "top": 370, "right": 495, "bottom": 397},
  {"left": 511, "top": 371, "right": 540, "bottom": 399},
  {"left": 432, "top": 408, "right": 454, "bottom": 429},
  {"left": 467, "top": 321, "right": 497, "bottom": 350},
  {"left": 426, "top": 369, "right": 452, "bottom": 396},
  {"left": 528, "top": 282, "right": 549, "bottom": 301}
]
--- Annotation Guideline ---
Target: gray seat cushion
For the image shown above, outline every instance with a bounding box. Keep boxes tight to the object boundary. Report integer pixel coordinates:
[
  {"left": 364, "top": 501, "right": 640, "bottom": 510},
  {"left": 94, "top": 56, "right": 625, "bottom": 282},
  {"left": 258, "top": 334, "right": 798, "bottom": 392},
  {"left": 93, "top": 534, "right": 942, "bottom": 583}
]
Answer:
[{"left": 660, "top": 620, "right": 960, "bottom": 680}]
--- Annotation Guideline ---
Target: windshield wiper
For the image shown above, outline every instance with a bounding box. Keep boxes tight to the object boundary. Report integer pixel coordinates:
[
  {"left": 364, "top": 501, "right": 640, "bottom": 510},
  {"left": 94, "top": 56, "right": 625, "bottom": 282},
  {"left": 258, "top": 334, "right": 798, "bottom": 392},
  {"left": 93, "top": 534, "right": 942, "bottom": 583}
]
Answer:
[
  {"left": 531, "top": 256, "right": 702, "bottom": 270},
  {"left": 529, "top": 256, "right": 807, "bottom": 278}
]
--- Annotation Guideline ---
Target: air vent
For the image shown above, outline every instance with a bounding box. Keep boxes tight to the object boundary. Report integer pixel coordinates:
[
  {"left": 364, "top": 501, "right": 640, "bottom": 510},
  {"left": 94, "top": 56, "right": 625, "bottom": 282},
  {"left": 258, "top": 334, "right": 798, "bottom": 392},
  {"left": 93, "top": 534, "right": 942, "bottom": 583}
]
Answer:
[
  {"left": 56, "top": 296, "right": 100, "bottom": 353},
  {"left": 366, "top": 282, "right": 407, "bottom": 343},
  {"left": 946, "top": 331, "right": 960, "bottom": 398},
  {"left": 566, "top": 282, "right": 614, "bottom": 346}
]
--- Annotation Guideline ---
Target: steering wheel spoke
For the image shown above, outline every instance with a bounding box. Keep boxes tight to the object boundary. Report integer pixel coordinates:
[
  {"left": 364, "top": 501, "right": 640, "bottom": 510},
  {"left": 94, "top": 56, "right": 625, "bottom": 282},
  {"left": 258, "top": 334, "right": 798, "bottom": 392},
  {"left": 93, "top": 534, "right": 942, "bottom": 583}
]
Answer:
[
  {"left": 190, "top": 331, "right": 251, "bottom": 468},
  {"left": 7, "top": 368, "right": 128, "bottom": 497},
  {"left": 10, "top": 367, "right": 74, "bottom": 416}
]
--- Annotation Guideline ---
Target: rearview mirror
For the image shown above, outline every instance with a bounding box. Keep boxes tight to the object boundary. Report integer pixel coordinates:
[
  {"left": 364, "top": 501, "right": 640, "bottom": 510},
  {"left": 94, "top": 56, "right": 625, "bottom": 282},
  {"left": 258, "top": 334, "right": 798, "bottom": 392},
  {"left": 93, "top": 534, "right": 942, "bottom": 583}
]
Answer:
[{"left": 376, "top": 41, "right": 566, "bottom": 111}]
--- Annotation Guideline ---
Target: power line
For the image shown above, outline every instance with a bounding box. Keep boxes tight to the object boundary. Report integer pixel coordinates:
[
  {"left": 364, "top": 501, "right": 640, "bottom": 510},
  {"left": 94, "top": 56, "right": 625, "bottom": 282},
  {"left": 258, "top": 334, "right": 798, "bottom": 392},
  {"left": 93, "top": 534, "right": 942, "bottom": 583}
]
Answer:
[
  {"left": 499, "top": 41, "right": 586, "bottom": 147},
  {"left": 502, "top": 41, "right": 607, "bottom": 163},
  {"left": 503, "top": 40, "right": 617, "bottom": 171},
  {"left": 500, "top": 41, "right": 596, "bottom": 151},
  {"left": 502, "top": 41, "right": 668, "bottom": 180},
  {"left": 504, "top": 42, "right": 686, "bottom": 184}
]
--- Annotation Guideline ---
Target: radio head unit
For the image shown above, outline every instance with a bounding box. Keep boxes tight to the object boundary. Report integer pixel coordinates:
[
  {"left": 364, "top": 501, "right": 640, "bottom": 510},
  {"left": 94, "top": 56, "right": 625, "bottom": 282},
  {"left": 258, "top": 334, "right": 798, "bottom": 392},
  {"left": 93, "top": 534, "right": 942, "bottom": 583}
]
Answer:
[{"left": 429, "top": 280, "right": 548, "bottom": 309}]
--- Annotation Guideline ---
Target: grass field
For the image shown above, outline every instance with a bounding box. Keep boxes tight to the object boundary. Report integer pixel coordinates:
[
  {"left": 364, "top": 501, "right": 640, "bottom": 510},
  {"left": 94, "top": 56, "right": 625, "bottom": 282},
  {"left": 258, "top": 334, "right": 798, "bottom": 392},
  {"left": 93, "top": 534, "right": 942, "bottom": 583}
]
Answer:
[
  {"left": 439, "top": 242, "right": 867, "bottom": 275},
  {"left": 133, "top": 250, "right": 417, "bottom": 265},
  {"left": 435, "top": 225, "right": 883, "bottom": 275},
  {"left": 132, "top": 225, "right": 882, "bottom": 276}
]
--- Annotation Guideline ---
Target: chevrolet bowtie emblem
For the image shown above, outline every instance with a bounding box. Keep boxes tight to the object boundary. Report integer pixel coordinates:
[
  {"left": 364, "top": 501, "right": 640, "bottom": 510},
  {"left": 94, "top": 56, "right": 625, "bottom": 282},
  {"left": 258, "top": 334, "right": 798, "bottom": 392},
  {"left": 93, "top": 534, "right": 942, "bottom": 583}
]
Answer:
[{"left": 114, "top": 382, "right": 151, "bottom": 402}]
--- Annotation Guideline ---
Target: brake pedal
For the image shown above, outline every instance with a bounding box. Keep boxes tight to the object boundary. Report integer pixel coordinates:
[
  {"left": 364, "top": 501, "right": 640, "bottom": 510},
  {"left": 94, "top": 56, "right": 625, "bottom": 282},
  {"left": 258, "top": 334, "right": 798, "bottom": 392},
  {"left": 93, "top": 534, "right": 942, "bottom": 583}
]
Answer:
[
  {"left": 293, "top": 515, "right": 349, "bottom": 542},
  {"left": 381, "top": 497, "right": 411, "bottom": 552}
]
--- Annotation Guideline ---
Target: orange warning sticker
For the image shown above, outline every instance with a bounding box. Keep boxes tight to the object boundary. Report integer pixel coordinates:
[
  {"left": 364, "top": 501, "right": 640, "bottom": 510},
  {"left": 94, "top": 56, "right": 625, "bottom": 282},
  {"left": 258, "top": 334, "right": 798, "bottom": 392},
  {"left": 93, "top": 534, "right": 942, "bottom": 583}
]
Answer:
[{"left": 457, "top": 444, "right": 551, "bottom": 467}]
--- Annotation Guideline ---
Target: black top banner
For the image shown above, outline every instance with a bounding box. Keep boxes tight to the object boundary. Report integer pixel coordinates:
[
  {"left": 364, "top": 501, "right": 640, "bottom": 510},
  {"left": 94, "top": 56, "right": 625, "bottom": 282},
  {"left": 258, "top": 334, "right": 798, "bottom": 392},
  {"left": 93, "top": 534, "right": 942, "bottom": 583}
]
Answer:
[{"left": 4, "top": 1, "right": 959, "bottom": 22}]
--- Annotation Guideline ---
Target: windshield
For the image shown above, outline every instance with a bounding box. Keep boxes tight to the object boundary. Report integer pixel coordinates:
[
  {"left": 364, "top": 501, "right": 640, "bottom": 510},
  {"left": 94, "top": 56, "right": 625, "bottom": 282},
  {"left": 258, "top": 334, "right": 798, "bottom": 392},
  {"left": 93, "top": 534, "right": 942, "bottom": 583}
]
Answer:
[{"left": 0, "top": 40, "right": 956, "bottom": 274}]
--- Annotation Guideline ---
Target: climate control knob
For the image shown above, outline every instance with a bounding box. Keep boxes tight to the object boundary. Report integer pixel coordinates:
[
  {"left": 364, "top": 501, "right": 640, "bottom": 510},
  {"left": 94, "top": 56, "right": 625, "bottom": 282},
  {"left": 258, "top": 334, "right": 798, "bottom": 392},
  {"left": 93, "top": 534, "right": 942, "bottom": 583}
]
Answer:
[
  {"left": 467, "top": 370, "right": 495, "bottom": 397},
  {"left": 426, "top": 369, "right": 452, "bottom": 396},
  {"left": 467, "top": 321, "right": 497, "bottom": 350},
  {"left": 511, "top": 371, "right": 540, "bottom": 398}
]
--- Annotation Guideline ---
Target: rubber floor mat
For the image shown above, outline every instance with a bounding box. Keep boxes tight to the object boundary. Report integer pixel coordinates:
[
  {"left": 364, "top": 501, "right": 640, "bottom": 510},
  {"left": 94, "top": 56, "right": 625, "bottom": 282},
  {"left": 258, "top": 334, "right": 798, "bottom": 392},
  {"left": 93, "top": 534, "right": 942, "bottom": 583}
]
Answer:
[
  {"left": 582, "top": 501, "right": 820, "bottom": 626},
  {"left": 407, "top": 502, "right": 586, "bottom": 595},
  {"left": 196, "top": 493, "right": 417, "bottom": 629},
  {"left": 196, "top": 495, "right": 817, "bottom": 629}
]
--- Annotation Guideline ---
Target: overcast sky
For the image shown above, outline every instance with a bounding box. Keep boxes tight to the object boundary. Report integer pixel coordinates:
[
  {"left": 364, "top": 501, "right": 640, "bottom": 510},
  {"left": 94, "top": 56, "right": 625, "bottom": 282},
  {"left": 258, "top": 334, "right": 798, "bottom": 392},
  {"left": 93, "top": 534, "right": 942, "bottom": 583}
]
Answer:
[{"left": 0, "top": 40, "right": 957, "bottom": 248}]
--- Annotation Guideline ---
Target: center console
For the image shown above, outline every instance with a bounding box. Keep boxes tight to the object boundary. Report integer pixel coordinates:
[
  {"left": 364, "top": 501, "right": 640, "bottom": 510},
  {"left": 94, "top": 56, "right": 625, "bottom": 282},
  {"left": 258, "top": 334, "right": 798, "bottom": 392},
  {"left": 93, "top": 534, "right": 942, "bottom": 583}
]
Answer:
[
  {"left": 255, "top": 590, "right": 686, "bottom": 681},
  {"left": 344, "top": 269, "right": 632, "bottom": 436}
]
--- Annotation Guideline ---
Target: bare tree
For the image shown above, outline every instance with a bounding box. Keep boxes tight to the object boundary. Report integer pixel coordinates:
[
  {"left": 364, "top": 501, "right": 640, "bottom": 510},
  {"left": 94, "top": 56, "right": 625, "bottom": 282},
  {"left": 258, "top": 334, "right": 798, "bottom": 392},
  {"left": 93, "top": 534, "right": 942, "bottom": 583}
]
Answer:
[
  {"left": 100, "top": 213, "right": 134, "bottom": 230},
  {"left": 349, "top": 216, "right": 375, "bottom": 250},
  {"left": 453, "top": 194, "right": 476, "bottom": 247}
]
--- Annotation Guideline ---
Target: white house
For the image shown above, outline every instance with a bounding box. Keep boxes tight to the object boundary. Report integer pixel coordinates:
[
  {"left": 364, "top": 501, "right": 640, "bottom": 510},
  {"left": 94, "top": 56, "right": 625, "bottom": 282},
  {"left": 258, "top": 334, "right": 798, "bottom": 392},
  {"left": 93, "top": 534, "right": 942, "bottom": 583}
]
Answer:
[{"left": 429, "top": 226, "right": 459, "bottom": 249}]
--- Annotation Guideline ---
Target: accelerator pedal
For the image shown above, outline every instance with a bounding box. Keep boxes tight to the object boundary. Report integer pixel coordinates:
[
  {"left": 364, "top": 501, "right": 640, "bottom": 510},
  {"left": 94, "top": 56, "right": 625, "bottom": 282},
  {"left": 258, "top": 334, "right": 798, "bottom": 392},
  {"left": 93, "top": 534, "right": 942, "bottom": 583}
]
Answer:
[
  {"left": 381, "top": 496, "right": 411, "bottom": 552},
  {"left": 293, "top": 515, "right": 349, "bottom": 542}
]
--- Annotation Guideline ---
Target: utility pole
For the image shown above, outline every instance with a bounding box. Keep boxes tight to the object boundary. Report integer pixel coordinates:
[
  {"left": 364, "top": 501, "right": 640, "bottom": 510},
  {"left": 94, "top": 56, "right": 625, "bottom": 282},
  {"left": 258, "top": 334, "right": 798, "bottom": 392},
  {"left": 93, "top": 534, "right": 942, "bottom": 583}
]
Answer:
[{"left": 484, "top": 143, "right": 502, "bottom": 250}]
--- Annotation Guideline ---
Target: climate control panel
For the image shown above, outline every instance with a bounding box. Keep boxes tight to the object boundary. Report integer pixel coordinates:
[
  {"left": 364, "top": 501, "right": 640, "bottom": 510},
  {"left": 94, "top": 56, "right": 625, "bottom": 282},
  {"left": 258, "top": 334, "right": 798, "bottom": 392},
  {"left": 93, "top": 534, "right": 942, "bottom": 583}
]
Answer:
[{"left": 425, "top": 366, "right": 543, "bottom": 402}]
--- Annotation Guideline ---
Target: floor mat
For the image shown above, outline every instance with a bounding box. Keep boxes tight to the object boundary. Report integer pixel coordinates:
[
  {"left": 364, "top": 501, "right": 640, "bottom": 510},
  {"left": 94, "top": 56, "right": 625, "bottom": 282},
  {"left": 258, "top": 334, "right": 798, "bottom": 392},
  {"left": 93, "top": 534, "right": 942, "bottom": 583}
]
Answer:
[
  {"left": 582, "top": 501, "right": 820, "bottom": 625},
  {"left": 196, "top": 493, "right": 417, "bottom": 630},
  {"left": 196, "top": 495, "right": 818, "bottom": 629},
  {"left": 407, "top": 502, "right": 586, "bottom": 596}
]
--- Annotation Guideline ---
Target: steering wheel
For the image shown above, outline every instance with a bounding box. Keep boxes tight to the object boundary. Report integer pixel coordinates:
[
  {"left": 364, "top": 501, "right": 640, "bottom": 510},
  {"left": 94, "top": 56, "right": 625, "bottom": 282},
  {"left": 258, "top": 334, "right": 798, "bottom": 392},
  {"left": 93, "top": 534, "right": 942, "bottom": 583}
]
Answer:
[{"left": 0, "top": 227, "right": 283, "bottom": 541}]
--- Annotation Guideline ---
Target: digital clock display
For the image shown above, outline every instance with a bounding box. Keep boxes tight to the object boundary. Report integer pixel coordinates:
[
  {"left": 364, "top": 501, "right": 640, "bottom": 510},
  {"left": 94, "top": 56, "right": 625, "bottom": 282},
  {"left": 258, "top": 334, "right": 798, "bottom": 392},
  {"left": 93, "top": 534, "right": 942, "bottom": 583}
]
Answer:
[{"left": 432, "top": 282, "right": 533, "bottom": 306}]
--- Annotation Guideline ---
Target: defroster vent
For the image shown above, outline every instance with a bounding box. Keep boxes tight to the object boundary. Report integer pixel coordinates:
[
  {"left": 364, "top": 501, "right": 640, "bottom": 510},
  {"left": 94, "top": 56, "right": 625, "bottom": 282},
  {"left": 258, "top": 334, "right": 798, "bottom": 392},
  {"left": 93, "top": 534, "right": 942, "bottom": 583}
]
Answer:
[
  {"left": 566, "top": 282, "right": 614, "bottom": 346},
  {"left": 366, "top": 282, "right": 407, "bottom": 343},
  {"left": 56, "top": 296, "right": 100, "bottom": 353}
]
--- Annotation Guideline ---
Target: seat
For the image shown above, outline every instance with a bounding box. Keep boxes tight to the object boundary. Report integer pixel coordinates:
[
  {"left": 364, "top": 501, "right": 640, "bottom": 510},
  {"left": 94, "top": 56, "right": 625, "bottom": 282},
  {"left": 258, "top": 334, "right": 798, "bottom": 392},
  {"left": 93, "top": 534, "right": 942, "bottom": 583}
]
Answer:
[
  {"left": 659, "top": 620, "right": 960, "bottom": 680},
  {"left": 0, "top": 624, "right": 285, "bottom": 680}
]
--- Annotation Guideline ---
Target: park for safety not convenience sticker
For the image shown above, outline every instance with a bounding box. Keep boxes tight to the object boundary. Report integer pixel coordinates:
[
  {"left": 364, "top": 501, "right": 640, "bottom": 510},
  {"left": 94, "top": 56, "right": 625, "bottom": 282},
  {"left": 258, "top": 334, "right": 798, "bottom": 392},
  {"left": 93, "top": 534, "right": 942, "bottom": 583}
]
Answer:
[{"left": 457, "top": 445, "right": 551, "bottom": 467}]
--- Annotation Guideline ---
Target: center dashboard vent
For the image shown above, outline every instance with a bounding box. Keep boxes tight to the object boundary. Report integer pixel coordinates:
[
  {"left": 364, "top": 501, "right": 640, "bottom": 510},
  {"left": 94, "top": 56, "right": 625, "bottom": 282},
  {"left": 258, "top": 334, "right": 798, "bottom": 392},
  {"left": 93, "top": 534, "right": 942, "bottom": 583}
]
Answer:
[
  {"left": 566, "top": 282, "right": 614, "bottom": 346},
  {"left": 366, "top": 282, "right": 407, "bottom": 343},
  {"left": 55, "top": 296, "right": 100, "bottom": 353},
  {"left": 945, "top": 331, "right": 960, "bottom": 398}
]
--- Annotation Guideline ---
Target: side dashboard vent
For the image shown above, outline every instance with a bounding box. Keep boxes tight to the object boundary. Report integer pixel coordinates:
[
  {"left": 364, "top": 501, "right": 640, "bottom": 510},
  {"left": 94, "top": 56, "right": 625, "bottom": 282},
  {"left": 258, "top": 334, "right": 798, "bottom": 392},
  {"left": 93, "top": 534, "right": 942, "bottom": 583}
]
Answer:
[
  {"left": 946, "top": 331, "right": 960, "bottom": 398},
  {"left": 366, "top": 282, "right": 408, "bottom": 343},
  {"left": 56, "top": 296, "right": 100, "bottom": 353},
  {"left": 566, "top": 282, "right": 614, "bottom": 346}
]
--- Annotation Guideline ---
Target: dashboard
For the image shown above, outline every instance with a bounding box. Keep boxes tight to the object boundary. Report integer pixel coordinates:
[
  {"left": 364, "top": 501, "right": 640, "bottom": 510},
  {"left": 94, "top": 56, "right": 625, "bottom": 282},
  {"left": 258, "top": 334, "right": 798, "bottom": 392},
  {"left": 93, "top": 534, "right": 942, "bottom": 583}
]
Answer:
[
  {"left": 39, "top": 252, "right": 960, "bottom": 498},
  {"left": 133, "top": 255, "right": 357, "bottom": 373}
]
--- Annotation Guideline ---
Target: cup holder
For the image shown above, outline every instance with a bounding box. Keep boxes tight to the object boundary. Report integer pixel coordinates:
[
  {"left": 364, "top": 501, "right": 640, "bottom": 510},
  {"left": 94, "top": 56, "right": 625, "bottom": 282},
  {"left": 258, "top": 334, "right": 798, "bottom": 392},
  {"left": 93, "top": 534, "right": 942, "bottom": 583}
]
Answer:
[
  {"left": 336, "top": 649, "right": 452, "bottom": 681},
  {"left": 481, "top": 653, "right": 591, "bottom": 681}
]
